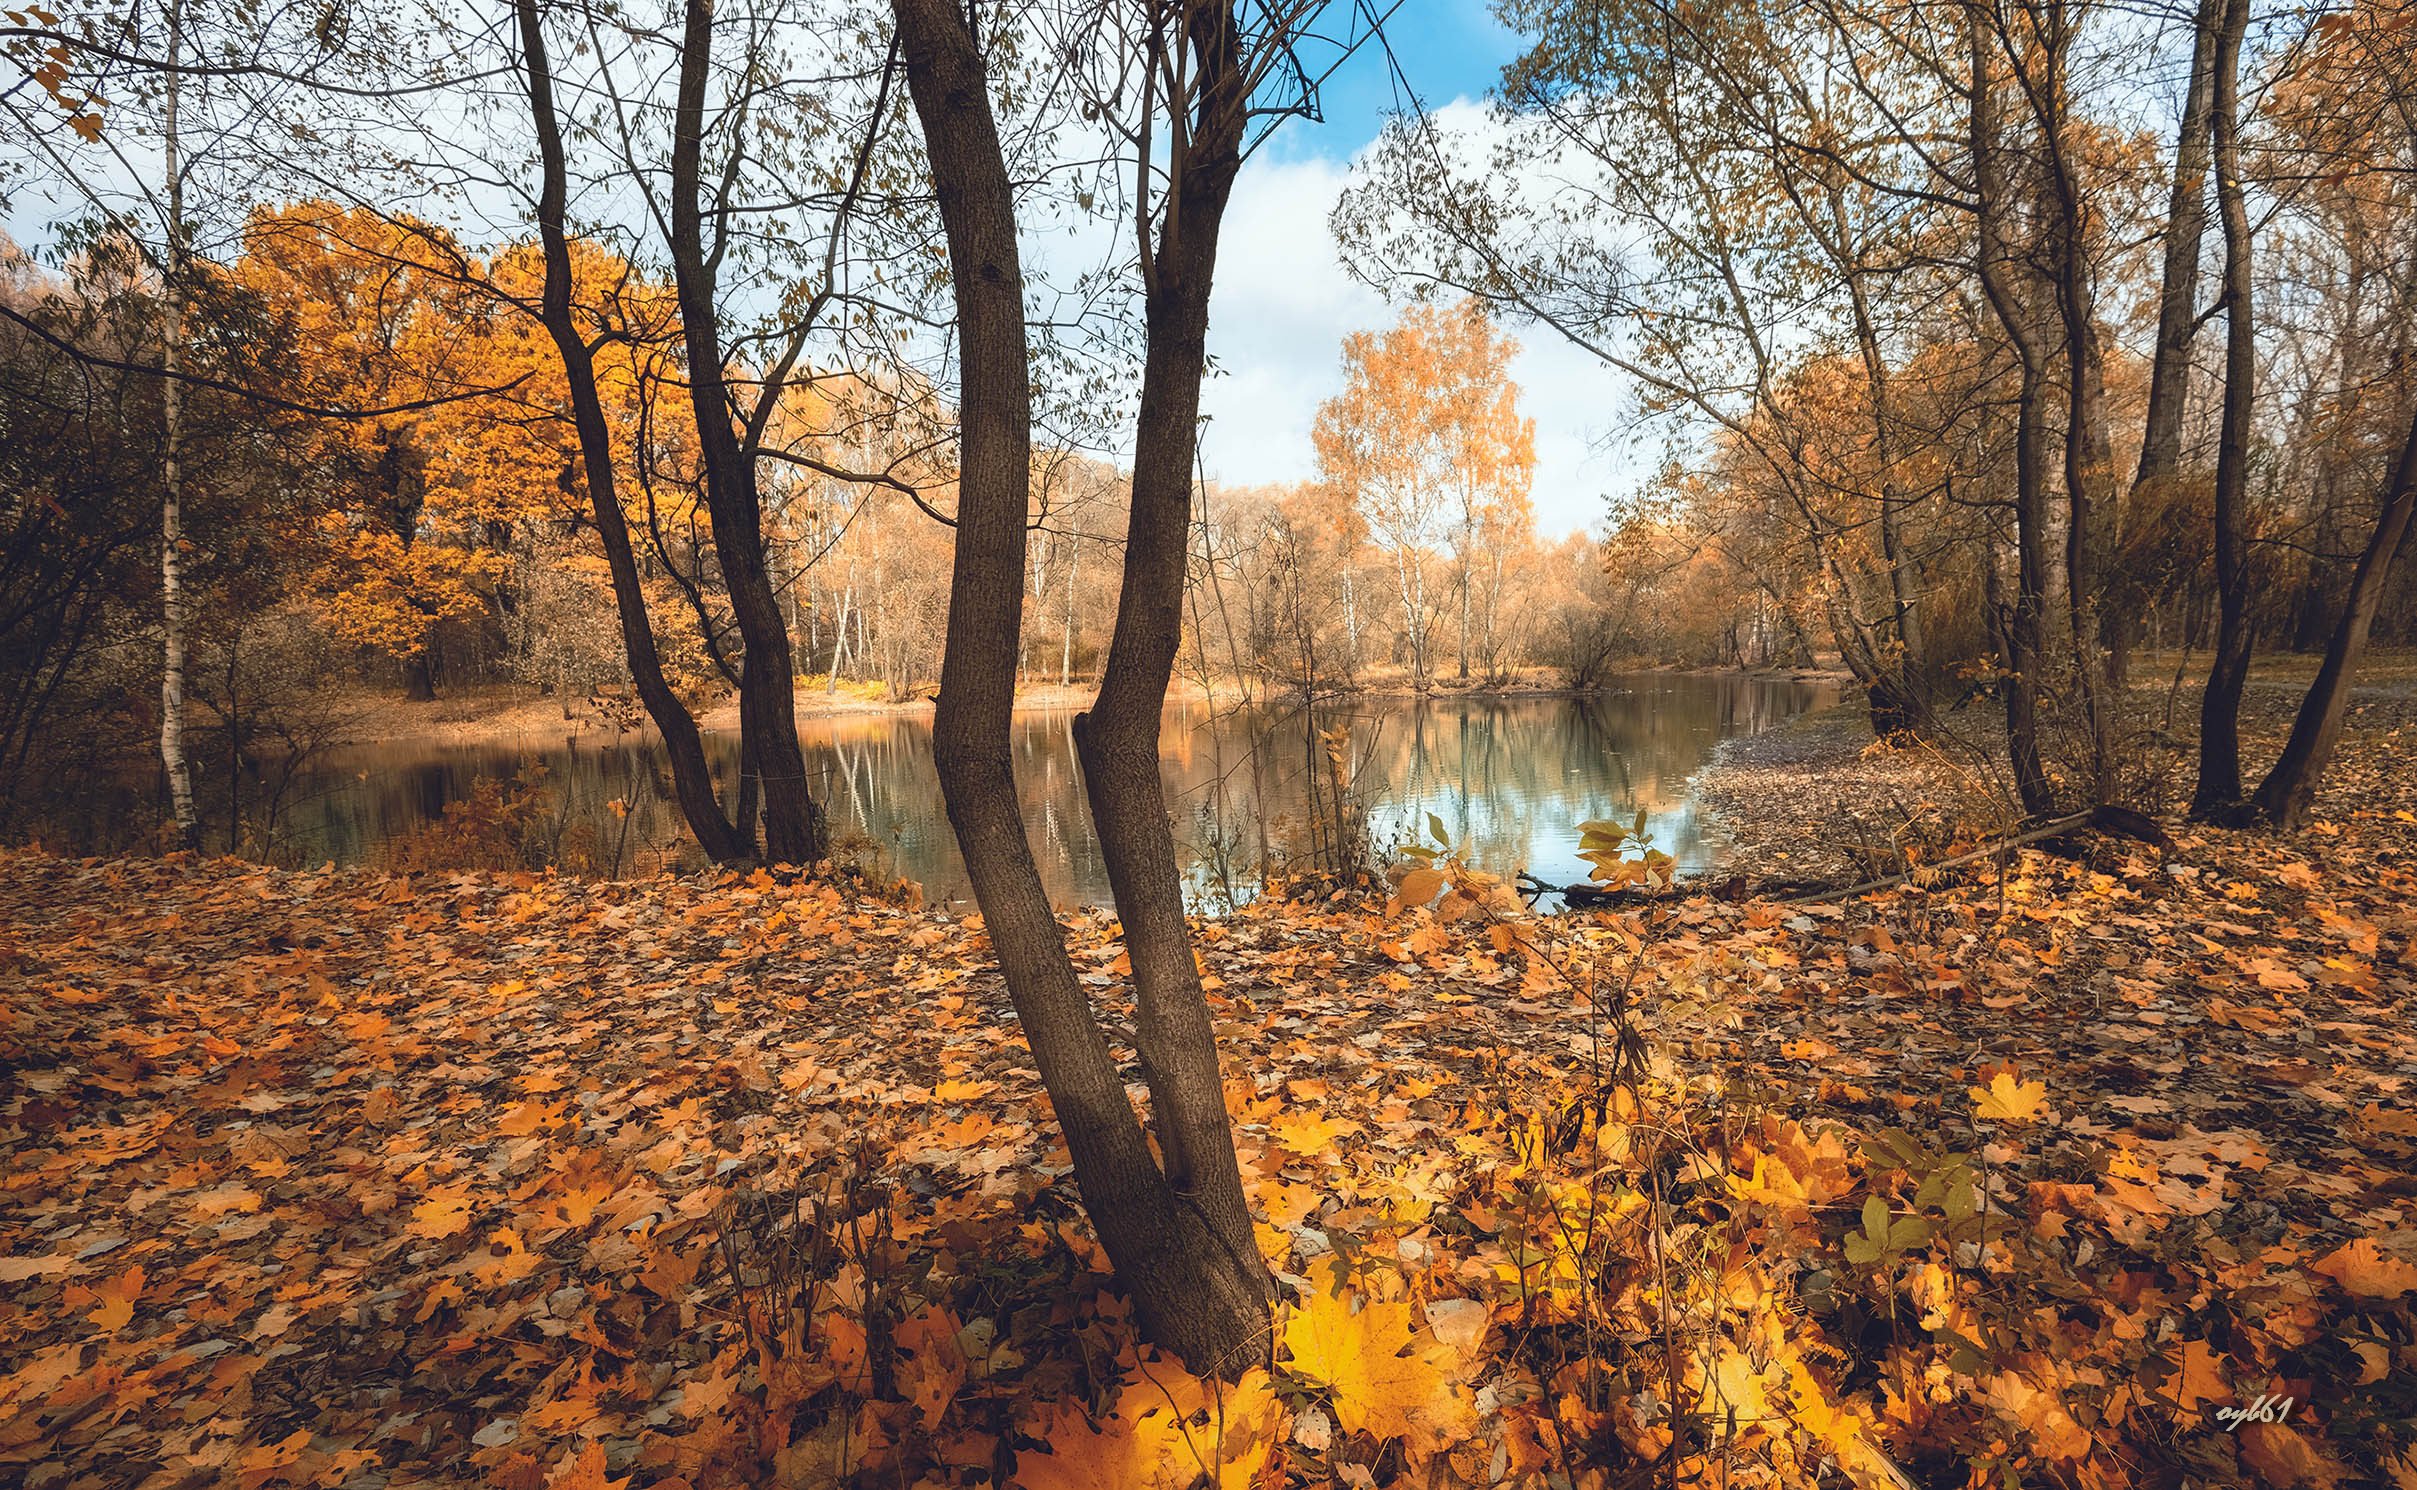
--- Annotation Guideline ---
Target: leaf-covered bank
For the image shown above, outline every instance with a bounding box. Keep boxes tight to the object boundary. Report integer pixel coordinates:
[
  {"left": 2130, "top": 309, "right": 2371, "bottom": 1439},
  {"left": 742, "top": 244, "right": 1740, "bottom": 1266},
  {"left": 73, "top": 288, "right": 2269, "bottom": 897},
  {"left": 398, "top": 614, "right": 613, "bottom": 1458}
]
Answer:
[{"left": 2, "top": 731, "right": 2411, "bottom": 1487}]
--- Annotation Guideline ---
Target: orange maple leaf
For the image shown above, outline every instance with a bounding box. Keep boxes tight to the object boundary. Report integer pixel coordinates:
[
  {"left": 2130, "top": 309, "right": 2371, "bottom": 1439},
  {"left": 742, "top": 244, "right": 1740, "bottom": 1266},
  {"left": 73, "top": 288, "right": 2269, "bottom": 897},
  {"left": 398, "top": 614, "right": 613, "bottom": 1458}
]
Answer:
[
  {"left": 2311, "top": 1237, "right": 2417, "bottom": 1298},
  {"left": 73, "top": 1264, "right": 145, "bottom": 1331},
  {"left": 543, "top": 1439, "right": 627, "bottom": 1490},
  {"left": 411, "top": 1182, "right": 476, "bottom": 1239}
]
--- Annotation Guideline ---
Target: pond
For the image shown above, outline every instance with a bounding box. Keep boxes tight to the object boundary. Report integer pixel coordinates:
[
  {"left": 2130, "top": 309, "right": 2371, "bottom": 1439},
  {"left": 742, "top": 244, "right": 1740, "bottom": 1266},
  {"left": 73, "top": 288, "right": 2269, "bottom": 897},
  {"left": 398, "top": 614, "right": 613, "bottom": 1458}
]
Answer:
[{"left": 49, "top": 674, "right": 1835, "bottom": 908}]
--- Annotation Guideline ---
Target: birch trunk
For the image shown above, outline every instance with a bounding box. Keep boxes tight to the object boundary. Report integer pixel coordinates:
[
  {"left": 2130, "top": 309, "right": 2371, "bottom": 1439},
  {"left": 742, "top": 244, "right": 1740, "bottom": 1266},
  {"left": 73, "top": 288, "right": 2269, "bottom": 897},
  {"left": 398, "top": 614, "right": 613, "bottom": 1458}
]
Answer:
[{"left": 157, "top": 0, "right": 198, "bottom": 851}]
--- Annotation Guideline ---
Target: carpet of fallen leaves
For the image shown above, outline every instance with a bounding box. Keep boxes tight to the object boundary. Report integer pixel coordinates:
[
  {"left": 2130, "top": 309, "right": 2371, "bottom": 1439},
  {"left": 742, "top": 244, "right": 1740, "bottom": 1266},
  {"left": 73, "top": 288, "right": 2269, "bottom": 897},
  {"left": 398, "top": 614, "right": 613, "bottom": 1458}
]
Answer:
[{"left": 3, "top": 729, "right": 2414, "bottom": 1488}]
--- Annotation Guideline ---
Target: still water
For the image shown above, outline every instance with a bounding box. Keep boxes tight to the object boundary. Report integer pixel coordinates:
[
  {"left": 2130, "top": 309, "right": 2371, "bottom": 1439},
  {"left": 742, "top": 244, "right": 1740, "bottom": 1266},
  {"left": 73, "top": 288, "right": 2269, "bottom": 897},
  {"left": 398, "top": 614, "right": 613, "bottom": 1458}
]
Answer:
[{"left": 57, "top": 675, "right": 1833, "bottom": 907}]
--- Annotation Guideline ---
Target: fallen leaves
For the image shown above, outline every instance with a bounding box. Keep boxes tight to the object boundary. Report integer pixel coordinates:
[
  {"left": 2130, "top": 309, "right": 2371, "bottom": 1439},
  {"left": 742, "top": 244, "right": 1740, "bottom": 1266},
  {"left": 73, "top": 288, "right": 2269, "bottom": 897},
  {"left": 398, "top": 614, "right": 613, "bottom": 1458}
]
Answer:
[
  {"left": 1280, "top": 1259, "right": 1477, "bottom": 1459},
  {"left": 2311, "top": 1236, "right": 2417, "bottom": 1298},
  {"left": 1017, "top": 1362, "right": 1281, "bottom": 1490},
  {"left": 66, "top": 1265, "right": 144, "bottom": 1331},
  {"left": 1969, "top": 1069, "right": 2048, "bottom": 1123},
  {"left": 0, "top": 717, "right": 2411, "bottom": 1490}
]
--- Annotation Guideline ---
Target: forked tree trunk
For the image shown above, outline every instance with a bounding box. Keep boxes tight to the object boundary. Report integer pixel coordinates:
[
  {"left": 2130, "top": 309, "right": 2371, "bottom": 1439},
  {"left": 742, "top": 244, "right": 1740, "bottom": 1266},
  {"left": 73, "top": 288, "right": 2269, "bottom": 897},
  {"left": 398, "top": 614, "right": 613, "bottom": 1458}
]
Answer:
[
  {"left": 2251, "top": 406, "right": 2417, "bottom": 828},
  {"left": 668, "top": 0, "right": 826, "bottom": 865},
  {"left": 514, "top": 0, "right": 742, "bottom": 864},
  {"left": 893, "top": 0, "right": 1270, "bottom": 1377},
  {"left": 2193, "top": 0, "right": 2258, "bottom": 820}
]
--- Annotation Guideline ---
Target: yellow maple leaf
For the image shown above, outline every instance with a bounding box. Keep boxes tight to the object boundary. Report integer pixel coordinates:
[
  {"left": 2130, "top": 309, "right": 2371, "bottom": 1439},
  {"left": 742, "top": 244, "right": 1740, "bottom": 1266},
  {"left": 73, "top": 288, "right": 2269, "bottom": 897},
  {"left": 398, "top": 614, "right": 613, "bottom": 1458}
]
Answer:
[
  {"left": 1015, "top": 1363, "right": 1279, "bottom": 1490},
  {"left": 497, "top": 1100, "right": 563, "bottom": 1137},
  {"left": 473, "top": 1227, "right": 546, "bottom": 1288},
  {"left": 1268, "top": 1111, "right": 1363, "bottom": 1158},
  {"left": 2311, "top": 1237, "right": 2417, "bottom": 1298},
  {"left": 1281, "top": 1258, "right": 1475, "bottom": 1459},
  {"left": 2159, "top": 1339, "right": 2234, "bottom": 1413},
  {"left": 1970, "top": 1071, "right": 2047, "bottom": 1124},
  {"left": 2238, "top": 1421, "right": 2349, "bottom": 1490}
]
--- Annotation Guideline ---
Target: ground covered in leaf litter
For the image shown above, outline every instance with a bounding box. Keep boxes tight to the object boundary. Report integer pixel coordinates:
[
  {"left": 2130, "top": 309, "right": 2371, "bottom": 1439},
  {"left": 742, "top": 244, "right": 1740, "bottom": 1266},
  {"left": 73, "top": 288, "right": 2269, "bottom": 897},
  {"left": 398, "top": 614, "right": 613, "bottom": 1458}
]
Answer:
[{"left": 1, "top": 712, "right": 2412, "bottom": 1490}]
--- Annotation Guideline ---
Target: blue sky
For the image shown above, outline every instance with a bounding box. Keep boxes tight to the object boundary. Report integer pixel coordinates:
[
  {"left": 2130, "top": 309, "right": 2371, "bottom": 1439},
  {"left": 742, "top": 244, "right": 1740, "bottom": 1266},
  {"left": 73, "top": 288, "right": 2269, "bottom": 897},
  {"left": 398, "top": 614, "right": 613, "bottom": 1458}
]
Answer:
[
  {"left": 1194, "top": 1, "right": 1638, "bottom": 538},
  {"left": 1258, "top": 0, "right": 1525, "bottom": 163}
]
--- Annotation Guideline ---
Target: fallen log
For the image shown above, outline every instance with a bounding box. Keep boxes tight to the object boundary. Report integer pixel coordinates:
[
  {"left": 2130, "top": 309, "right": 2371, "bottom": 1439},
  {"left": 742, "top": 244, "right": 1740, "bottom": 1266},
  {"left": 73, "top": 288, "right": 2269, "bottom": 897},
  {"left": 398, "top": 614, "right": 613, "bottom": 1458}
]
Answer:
[
  {"left": 1774, "top": 804, "right": 2171, "bottom": 906},
  {"left": 1515, "top": 871, "right": 1833, "bottom": 906},
  {"left": 1518, "top": 805, "right": 2171, "bottom": 910}
]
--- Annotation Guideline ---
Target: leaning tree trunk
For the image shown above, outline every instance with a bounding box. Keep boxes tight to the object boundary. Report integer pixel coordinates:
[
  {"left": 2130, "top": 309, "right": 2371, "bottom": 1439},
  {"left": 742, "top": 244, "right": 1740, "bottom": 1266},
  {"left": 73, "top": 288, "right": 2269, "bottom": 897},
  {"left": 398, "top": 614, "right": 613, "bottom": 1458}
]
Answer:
[
  {"left": 2250, "top": 405, "right": 2417, "bottom": 828},
  {"left": 2193, "top": 0, "right": 2257, "bottom": 821},
  {"left": 668, "top": 0, "right": 825, "bottom": 865},
  {"left": 893, "top": 0, "right": 1270, "bottom": 1378},
  {"left": 515, "top": 0, "right": 742, "bottom": 864},
  {"left": 1070, "top": 0, "right": 1275, "bottom": 1377}
]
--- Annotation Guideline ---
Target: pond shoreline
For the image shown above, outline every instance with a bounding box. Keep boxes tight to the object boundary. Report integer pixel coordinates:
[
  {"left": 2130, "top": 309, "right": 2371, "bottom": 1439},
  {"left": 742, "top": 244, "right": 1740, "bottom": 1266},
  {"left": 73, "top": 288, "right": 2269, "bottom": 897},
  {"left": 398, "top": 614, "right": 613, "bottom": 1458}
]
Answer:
[
  {"left": 39, "top": 676, "right": 1842, "bottom": 902},
  {"left": 311, "top": 663, "right": 1853, "bottom": 752},
  {"left": 1686, "top": 658, "right": 2417, "bottom": 889}
]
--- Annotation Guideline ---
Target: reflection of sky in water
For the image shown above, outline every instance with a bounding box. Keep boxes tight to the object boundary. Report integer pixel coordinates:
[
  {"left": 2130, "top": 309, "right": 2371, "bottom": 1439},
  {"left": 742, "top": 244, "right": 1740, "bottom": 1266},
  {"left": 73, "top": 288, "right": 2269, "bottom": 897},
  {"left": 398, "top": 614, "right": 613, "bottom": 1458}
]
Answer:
[{"left": 51, "top": 674, "right": 1833, "bottom": 910}]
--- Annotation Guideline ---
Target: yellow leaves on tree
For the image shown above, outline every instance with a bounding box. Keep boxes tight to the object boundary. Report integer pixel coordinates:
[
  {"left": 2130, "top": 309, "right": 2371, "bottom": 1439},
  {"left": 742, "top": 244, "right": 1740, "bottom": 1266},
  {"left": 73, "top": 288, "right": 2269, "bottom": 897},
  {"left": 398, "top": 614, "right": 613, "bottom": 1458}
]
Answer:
[
  {"left": 1279, "top": 1258, "right": 1476, "bottom": 1460},
  {"left": 233, "top": 203, "right": 709, "bottom": 688},
  {"left": 314, "top": 518, "right": 504, "bottom": 667},
  {"left": 1311, "top": 298, "right": 1536, "bottom": 682}
]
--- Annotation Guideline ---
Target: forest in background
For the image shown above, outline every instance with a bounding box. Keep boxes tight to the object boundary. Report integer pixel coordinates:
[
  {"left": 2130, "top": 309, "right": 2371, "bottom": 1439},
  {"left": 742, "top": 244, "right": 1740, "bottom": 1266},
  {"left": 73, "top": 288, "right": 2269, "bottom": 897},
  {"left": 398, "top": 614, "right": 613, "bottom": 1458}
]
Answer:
[{"left": 3, "top": 0, "right": 2408, "bottom": 868}]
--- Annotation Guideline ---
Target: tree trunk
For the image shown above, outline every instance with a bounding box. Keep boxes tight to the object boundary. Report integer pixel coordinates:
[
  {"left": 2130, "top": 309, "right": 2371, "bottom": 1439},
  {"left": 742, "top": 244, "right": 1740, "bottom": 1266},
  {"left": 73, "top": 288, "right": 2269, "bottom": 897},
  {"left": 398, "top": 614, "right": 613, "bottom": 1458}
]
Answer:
[
  {"left": 514, "top": 0, "right": 742, "bottom": 863},
  {"left": 1969, "top": 5, "right": 2057, "bottom": 817},
  {"left": 2042, "top": 44, "right": 2120, "bottom": 803},
  {"left": 827, "top": 582, "right": 851, "bottom": 692},
  {"left": 668, "top": 0, "right": 825, "bottom": 865},
  {"left": 1340, "top": 565, "right": 1359, "bottom": 673},
  {"left": 158, "top": 0, "right": 199, "bottom": 851},
  {"left": 2134, "top": 0, "right": 2222, "bottom": 495},
  {"left": 1456, "top": 544, "right": 1471, "bottom": 680},
  {"left": 1061, "top": 537, "right": 1077, "bottom": 685},
  {"left": 893, "top": 0, "right": 1269, "bottom": 1378},
  {"left": 2192, "top": 0, "right": 2257, "bottom": 820},
  {"left": 2250, "top": 405, "right": 2417, "bottom": 828},
  {"left": 1071, "top": 0, "right": 1275, "bottom": 1377},
  {"left": 1835, "top": 184, "right": 1925, "bottom": 694}
]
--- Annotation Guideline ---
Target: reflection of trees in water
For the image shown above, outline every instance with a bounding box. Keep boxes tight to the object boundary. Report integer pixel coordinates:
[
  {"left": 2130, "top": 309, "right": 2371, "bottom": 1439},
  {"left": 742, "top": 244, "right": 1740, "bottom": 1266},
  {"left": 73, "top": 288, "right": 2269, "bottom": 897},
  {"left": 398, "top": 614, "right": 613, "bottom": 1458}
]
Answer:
[
  {"left": 1152, "top": 677, "right": 1832, "bottom": 899},
  {"left": 46, "top": 676, "right": 1835, "bottom": 901}
]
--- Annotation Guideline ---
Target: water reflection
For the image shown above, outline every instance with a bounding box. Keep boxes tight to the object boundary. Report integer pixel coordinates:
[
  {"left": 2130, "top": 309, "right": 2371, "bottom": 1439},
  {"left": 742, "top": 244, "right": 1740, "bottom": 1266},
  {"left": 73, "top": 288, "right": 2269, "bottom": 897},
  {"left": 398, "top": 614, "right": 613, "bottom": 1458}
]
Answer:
[{"left": 45, "top": 674, "right": 1832, "bottom": 907}]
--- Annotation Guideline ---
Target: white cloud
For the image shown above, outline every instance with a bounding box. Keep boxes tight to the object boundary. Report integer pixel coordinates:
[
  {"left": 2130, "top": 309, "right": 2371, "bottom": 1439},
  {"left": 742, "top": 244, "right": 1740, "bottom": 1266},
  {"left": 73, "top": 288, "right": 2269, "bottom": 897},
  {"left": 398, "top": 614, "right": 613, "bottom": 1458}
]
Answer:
[{"left": 1194, "top": 111, "right": 1648, "bottom": 540}]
